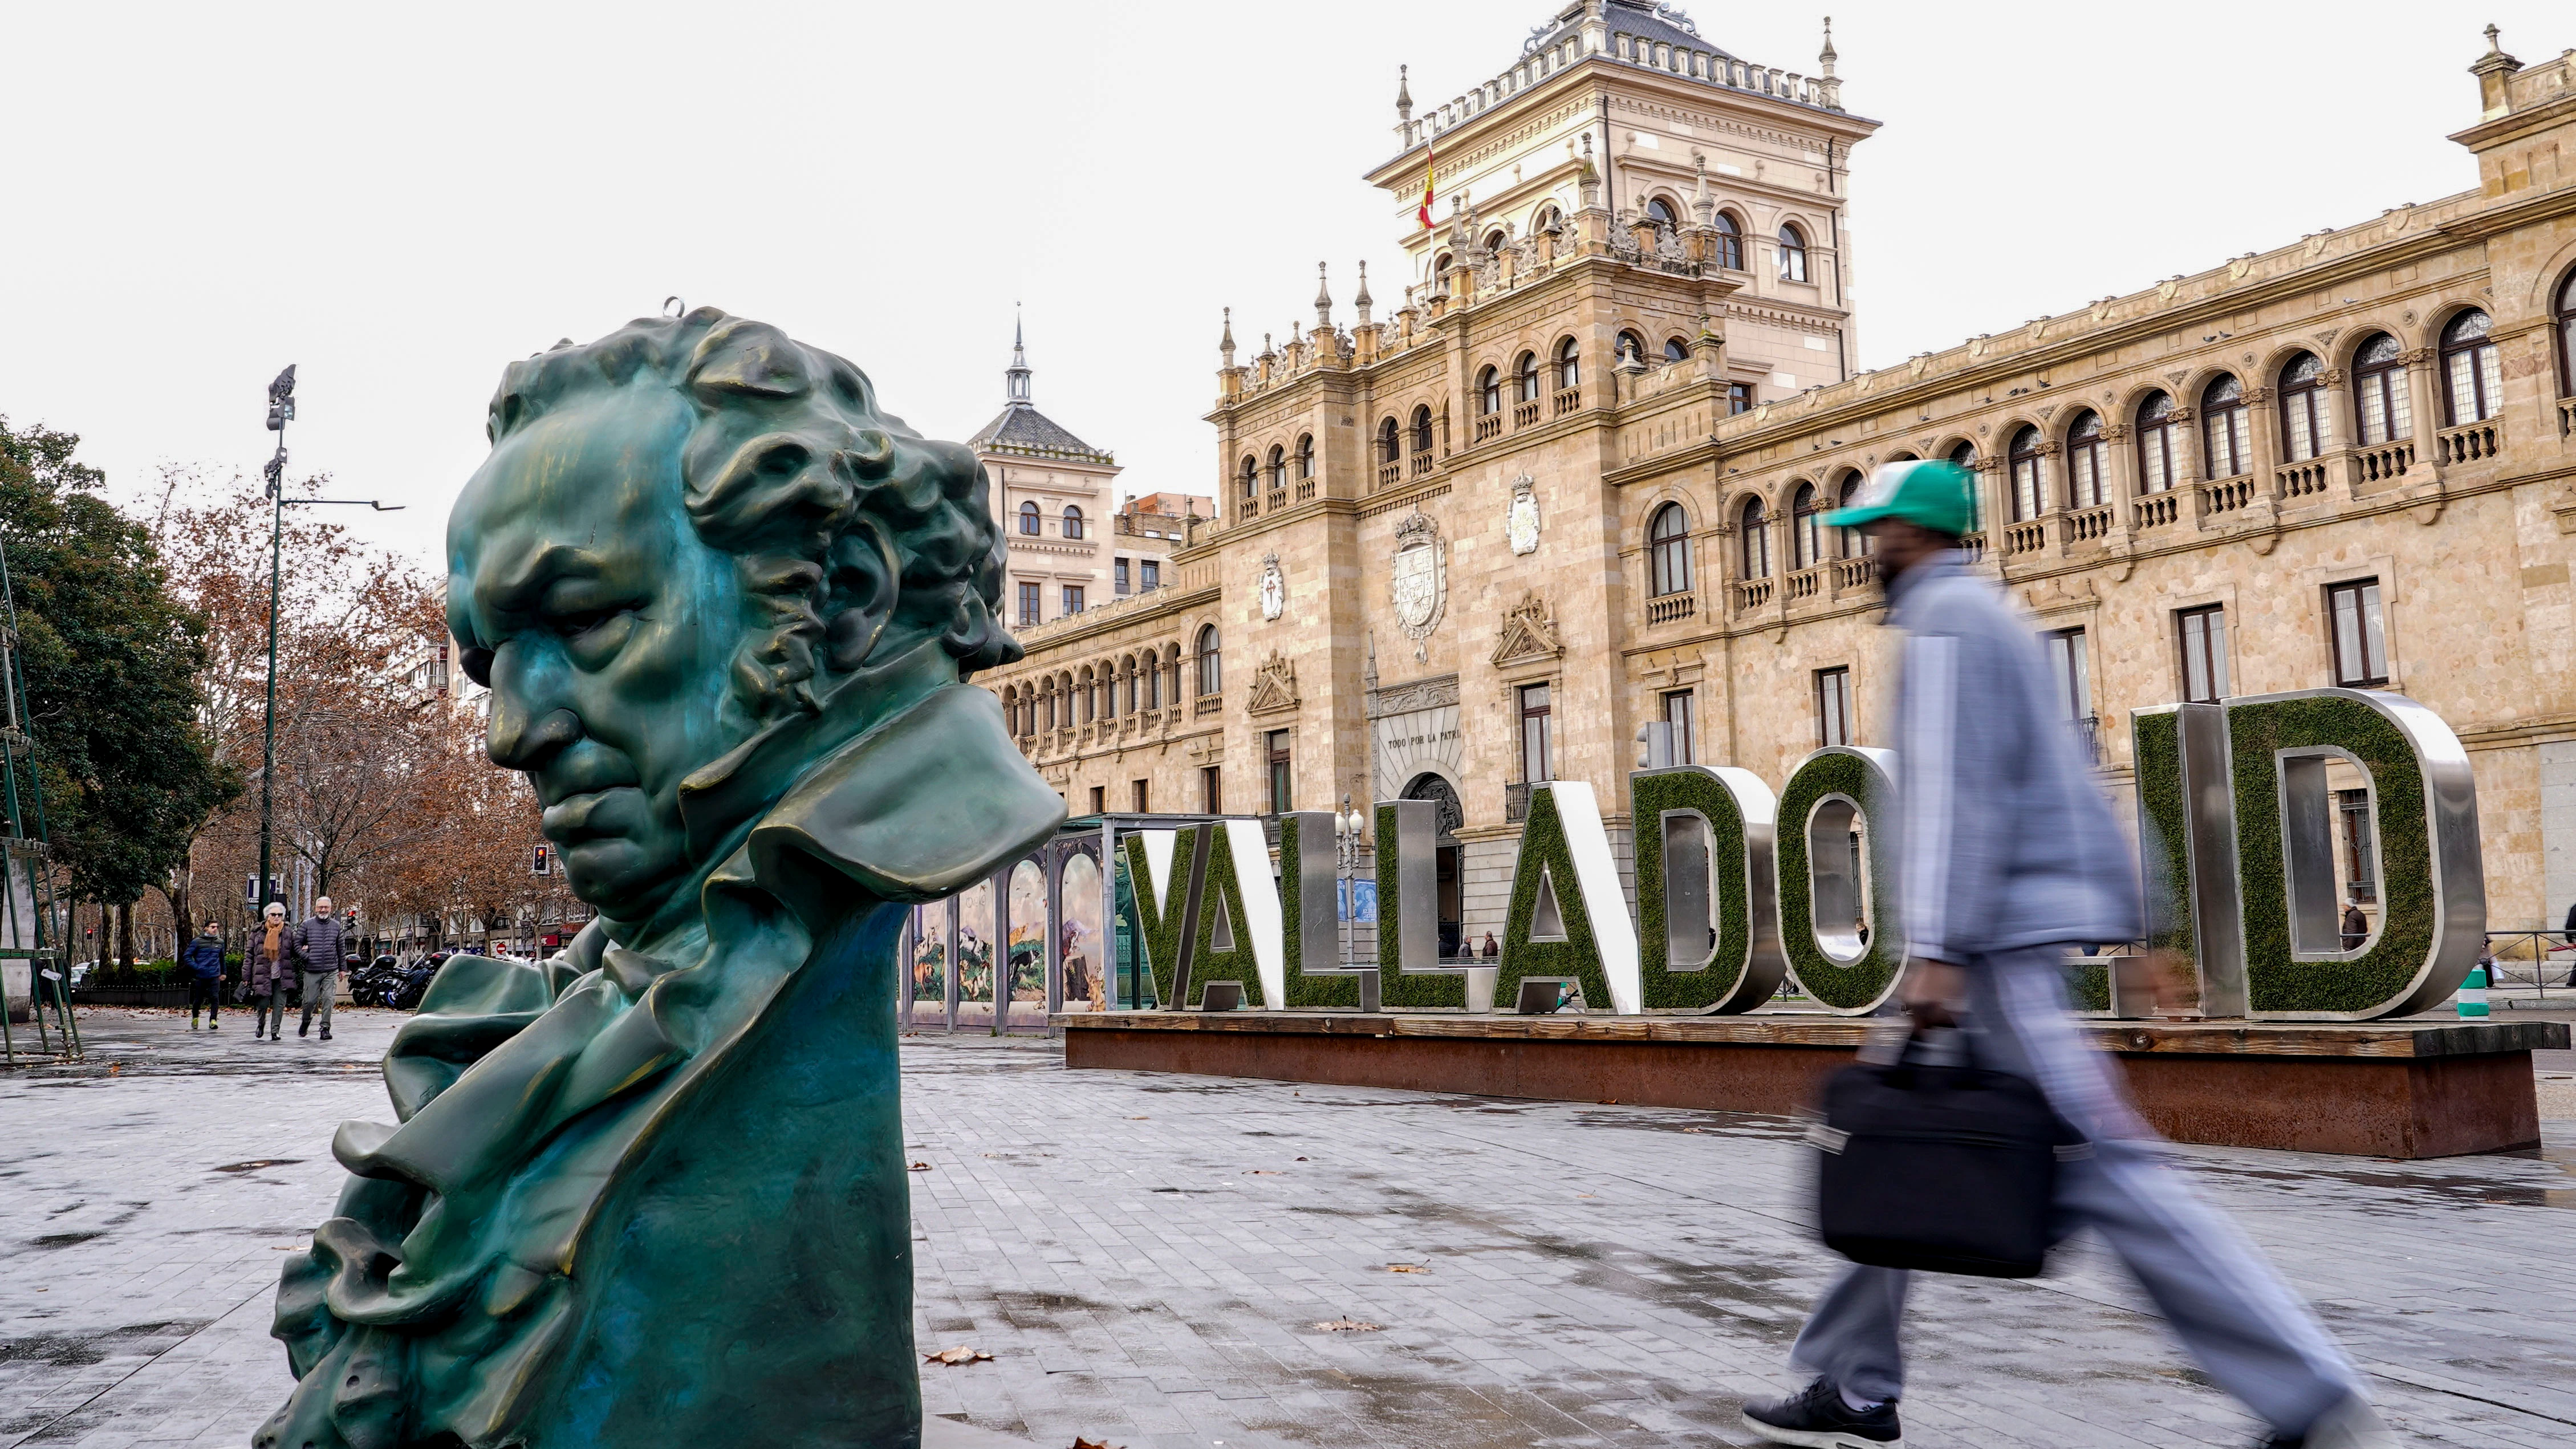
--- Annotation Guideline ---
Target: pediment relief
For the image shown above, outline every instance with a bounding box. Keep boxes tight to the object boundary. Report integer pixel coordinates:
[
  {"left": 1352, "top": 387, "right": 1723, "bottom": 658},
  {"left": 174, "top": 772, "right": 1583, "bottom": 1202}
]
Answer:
[
  {"left": 1246, "top": 650, "right": 1300, "bottom": 716},
  {"left": 1490, "top": 592, "right": 1565, "bottom": 668}
]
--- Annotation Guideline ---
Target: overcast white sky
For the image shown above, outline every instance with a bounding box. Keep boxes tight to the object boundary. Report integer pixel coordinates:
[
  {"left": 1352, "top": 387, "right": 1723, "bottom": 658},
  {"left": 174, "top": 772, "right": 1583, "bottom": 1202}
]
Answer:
[{"left": 2, "top": 1, "right": 2559, "bottom": 567}]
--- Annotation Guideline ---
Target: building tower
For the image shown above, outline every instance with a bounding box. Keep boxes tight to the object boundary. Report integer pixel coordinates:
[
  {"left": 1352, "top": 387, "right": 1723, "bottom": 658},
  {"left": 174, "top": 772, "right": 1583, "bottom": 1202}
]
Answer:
[{"left": 970, "top": 318, "right": 1122, "bottom": 630}]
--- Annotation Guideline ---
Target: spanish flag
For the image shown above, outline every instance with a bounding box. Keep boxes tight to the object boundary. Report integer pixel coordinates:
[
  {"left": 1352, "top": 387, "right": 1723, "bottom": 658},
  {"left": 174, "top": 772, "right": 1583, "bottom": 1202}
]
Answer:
[{"left": 1417, "top": 143, "right": 1436, "bottom": 232}]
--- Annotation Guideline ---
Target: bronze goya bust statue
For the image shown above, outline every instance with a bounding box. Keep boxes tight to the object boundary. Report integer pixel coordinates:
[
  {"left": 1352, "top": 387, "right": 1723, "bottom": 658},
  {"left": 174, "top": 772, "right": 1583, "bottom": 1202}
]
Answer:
[{"left": 258, "top": 310, "right": 1064, "bottom": 1448}]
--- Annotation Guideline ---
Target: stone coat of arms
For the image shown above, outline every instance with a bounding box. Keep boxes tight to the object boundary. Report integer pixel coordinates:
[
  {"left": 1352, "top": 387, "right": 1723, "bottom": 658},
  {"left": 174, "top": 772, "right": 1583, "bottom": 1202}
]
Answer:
[
  {"left": 1391, "top": 509, "right": 1445, "bottom": 659},
  {"left": 1507, "top": 474, "right": 1542, "bottom": 556}
]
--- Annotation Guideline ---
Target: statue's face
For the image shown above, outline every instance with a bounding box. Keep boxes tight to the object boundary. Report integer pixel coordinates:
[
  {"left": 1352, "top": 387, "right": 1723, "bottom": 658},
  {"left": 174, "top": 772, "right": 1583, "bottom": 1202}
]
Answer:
[{"left": 448, "top": 387, "right": 757, "bottom": 924}]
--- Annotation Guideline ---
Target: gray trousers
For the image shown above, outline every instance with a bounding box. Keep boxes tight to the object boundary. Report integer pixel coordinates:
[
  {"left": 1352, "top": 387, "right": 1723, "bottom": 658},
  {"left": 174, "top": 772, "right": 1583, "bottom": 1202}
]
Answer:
[
  {"left": 1788, "top": 945, "right": 2363, "bottom": 1435},
  {"left": 298, "top": 971, "right": 336, "bottom": 1033}
]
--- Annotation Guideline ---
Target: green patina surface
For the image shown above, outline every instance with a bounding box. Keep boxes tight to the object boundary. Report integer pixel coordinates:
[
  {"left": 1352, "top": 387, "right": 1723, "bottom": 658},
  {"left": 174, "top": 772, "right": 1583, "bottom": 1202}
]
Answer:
[
  {"left": 1632, "top": 769, "right": 1753, "bottom": 1010},
  {"left": 1496, "top": 786, "right": 1615, "bottom": 1013},
  {"left": 1774, "top": 752, "right": 1902, "bottom": 1011},
  {"left": 2230, "top": 696, "right": 2432, "bottom": 1013}
]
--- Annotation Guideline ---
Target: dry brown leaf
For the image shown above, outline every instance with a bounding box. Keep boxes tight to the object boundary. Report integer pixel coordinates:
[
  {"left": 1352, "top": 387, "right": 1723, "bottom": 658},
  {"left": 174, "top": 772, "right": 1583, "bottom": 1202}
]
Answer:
[
  {"left": 1313, "top": 1318, "right": 1381, "bottom": 1332},
  {"left": 1072, "top": 1438, "right": 1124, "bottom": 1449},
  {"left": 1244, "top": 1170, "right": 1282, "bottom": 1175},
  {"left": 1682, "top": 1127, "right": 1709, "bottom": 1134},
  {"left": 908, "top": 1162, "right": 932, "bottom": 1172},
  {"left": 922, "top": 1346, "right": 993, "bottom": 1366},
  {"left": 1127, "top": 1115, "right": 1149, "bottom": 1121},
  {"left": 1295, "top": 1156, "right": 1309, "bottom": 1161},
  {"left": 1385, "top": 1264, "right": 1427, "bottom": 1273}
]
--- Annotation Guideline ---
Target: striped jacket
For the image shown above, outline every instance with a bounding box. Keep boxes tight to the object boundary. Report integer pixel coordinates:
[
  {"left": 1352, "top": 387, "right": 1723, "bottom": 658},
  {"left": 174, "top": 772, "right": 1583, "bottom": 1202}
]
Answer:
[{"left": 1885, "top": 554, "right": 2142, "bottom": 963}]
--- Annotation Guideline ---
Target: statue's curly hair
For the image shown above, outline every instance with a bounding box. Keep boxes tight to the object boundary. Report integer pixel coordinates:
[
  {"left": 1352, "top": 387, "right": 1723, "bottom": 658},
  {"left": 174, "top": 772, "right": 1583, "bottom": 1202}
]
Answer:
[{"left": 485, "top": 307, "right": 1019, "bottom": 720}]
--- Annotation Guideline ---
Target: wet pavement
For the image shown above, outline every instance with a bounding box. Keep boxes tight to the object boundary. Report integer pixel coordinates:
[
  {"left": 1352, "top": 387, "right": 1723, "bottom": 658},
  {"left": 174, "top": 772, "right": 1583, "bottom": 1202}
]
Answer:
[{"left": 4, "top": 1008, "right": 2571, "bottom": 1448}]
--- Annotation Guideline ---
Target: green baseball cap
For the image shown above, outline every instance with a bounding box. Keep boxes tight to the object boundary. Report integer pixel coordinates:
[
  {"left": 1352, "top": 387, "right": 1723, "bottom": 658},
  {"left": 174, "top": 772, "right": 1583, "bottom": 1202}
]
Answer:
[{"left": 1822, "top": 459, "right": 1975, "bottom": 537}]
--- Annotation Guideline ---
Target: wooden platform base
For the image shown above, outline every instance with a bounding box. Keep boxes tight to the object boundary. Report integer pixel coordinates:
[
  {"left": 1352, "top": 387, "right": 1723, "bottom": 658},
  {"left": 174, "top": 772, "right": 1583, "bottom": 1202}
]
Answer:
[{"left": 1058, "top": 1011, "right": 2567, "bottom": 1159}]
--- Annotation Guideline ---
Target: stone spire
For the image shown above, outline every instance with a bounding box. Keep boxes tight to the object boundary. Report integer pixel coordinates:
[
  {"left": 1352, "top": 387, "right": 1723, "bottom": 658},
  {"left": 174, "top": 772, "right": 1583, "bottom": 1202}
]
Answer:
[
  {"left": 1816, "top": 17, "right": 1842, "bottom": 109},
  {"left": 1354, "top": 262, "right": 1373, "bottom": 327},
  {"left": 1220, "top": 306, "right": 1236, "bottom": 369},
  {"left": 1820, "top": 15, "right": 1838, "bottom": 74},
  {"left": 1005, "top": 310, "right": 1031, "bottom": 405},
  {"left": 1691, "top": 152, "right": 1714, "bottom": 227},
  {"left": 1314, "top": 262, "right": 1332, "bottom": 329},
  {"left": 1396, "top": 64, "right": 1412, "bottom": 123}
]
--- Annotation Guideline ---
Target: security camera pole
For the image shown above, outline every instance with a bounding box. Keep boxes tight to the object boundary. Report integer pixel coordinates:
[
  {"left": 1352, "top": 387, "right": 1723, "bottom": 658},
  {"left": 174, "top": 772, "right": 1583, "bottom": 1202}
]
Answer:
[{"left": 254, "top": 366, "right": 404, "bottom": 918}]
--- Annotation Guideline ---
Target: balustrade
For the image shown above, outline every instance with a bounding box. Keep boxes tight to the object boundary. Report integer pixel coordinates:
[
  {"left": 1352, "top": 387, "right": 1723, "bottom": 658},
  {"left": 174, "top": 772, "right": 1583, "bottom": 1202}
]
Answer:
[
  {"left": 1787, "top": 566, "right": 1823, "bottom": 600},
  {"left": 2437, "top": 418, "right": 2501, "bottom": 466},
  {"left": 2002, "top": 519, "right": 2049, "bottom": 557},
  {"left": 1376, "top": 461, "right": 1401, "bottom": 488},
  {"left": 2200, "top": 474, "right": 2256, "bottom": 514},
  {"left": 1644, "top": 591, "right": 1697, "bottom": 625},
  {"left": 1267, "top": 486, "right": 1286, "bottom": 513},
  {"left": 1193, "top": 692, "right": 1223, "bottom": 717},
  {"left": 1513, "top": 399, "right": 1542, "bottom": 428},
  {"left": 2355, "top": 440, "right": 2414, "bottom": 484},
  {"left": 1410, "top": 451, "right": 1435, "bottom": 478},
  {"left": 1835, "top": 556, "right": 1879, "bottom": 590},
  {"left": 2559, "top": 397, "right": 2576, "bottom": 439},
  {"left": 2275, "top": 458, "right": 2334, "bottom": 500},
  {"left": 1553, "top": 386, "right": 1581, "bottom": 416},
  {"left": 2133, "top": 492, "right": 2181, "bottom": 529},
  {"left": 1736, "top": 577, "right": 1775, "bottom": 610},
  {"left": 1957, "top": 534, "right": 1987, "bottom": 564},
  {"left": 2067, "top": 505, "right": 2114, "bottom": 542},
  {"left": 1297, "top": 478, "right": 1316, "bottom": 501},
  {"left": 1474, "top": 413, "right": 1504, "bottom": 443}
]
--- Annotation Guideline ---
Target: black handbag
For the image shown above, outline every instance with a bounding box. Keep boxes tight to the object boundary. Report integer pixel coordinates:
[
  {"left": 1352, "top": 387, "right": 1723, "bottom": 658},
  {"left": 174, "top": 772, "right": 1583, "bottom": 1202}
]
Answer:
[{"left": 1810, "top": 1033, "right": 2083, "bottom": 1278}]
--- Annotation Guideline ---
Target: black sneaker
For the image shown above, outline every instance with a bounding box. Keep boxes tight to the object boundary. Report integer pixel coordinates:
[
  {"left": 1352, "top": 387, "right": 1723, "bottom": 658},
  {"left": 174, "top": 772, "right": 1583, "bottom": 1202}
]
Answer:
[
  {"left": 1742, "top": 1379, "right": 1901, "bottom": 1448},
  {"left": 319, "top": 1029, "right": 331, "bottom": 1041}
]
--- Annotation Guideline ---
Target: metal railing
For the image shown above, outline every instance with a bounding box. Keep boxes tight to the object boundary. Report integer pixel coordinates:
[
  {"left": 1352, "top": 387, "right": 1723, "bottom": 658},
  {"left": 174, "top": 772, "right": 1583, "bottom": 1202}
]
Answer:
[{"left": 2479, "top": 930, "right": 2575, "bottom": 1004}]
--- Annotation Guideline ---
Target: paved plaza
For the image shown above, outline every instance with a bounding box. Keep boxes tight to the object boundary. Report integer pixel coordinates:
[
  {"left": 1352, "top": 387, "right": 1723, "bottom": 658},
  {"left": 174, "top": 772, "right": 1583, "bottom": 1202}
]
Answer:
[{"left": 2, "top": 1007, "right": 2570, "bottom": 1449}]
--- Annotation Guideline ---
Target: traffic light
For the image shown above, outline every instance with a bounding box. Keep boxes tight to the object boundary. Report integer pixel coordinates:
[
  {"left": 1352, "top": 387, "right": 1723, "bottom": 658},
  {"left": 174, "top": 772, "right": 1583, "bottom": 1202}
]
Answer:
[{"left": 531, "top": 844, "right": 552, "bottom": 876}]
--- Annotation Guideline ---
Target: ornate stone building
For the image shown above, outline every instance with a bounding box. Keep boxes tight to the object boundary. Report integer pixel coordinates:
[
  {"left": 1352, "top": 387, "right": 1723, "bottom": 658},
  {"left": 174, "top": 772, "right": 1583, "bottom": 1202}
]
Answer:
[{"left": 982, "top": 4, "right": 2576, "bottom": 957}]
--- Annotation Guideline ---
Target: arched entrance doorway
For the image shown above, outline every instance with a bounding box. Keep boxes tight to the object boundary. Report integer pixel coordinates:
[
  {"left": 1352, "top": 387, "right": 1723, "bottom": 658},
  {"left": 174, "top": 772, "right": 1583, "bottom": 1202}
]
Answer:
[{"left": 1401, "top": 772, "right": 1465, "bottom": 959}]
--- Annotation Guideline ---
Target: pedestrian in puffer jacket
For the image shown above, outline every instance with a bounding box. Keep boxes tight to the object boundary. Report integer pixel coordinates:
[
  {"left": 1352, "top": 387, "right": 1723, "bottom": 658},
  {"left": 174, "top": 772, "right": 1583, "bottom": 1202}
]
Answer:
[
  {"left": 248, "top": 902, "right": 293, "bottom": 1040},
  {"left": 181, "top": 923, "right": 224, "bottom": 1030},
  {"left": 293, "top": 897, "right": 348, "bottom": 1041}
]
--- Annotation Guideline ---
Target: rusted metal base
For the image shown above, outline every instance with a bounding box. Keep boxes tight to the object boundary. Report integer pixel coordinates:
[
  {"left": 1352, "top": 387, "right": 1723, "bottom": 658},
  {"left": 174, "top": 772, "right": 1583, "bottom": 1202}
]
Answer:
[{"left": 1059, "top": 1012, "right": 2566, "bottom": 1159}]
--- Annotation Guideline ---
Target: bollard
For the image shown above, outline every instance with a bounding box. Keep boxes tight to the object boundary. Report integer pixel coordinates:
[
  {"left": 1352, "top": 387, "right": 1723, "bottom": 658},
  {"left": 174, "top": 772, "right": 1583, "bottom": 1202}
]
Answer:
[{"left": 2455, "top": 961, "right": 2490, "bottom": 1019}]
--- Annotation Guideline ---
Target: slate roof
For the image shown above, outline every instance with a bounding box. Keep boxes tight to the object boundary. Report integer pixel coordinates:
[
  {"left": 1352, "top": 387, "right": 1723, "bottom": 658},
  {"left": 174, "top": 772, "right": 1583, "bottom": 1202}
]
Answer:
[
  {"left": 969, "top": 403, "right": 1112, "bottom": 462},
  {"left": 1535, "top": 1, "right": 1735, "bottom": 64}
]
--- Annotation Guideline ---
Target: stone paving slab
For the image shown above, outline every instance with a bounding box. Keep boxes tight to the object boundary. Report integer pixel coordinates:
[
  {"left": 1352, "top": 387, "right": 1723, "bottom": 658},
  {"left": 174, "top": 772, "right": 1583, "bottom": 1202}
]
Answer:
[{"left": 3, "top": 1009, "right": 2571, "bottom": 1448}]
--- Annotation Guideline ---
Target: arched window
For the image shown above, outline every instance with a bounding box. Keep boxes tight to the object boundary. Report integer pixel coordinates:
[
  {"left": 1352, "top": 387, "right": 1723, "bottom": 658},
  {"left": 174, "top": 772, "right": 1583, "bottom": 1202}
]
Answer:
[
  {"left": 1739, "top": 496, "right": 1771, "bottom": 579},
  {"left": 1534, "top": 205, "right": 1562, "bottom": 236},
  {"left": 1777, "top": 223, "right": 1809, "bottom": 283},
  {"left": 1663, "top": 336, "right": 1691, "bottom": 363},
  {"left": 1142, "top": 650, "right": 1160, "bottom": 709},
  {"left": 1617, "top": 330, "right": 1648, "bottom": 367},
  {"left": 1483, "top": 229, "right": 1506, "bottom": 255},
  {"left": 1712, "top": 212, "right": 1744, "bottom": 270},
  {"left": 1433, "top": 250, "right": 1452, "bottom": 274},
  {"left": 2066, "top": 411, "right": 2107, "bottom": 508},
  {"left": 1062, "top": 505, "right": 1084, "bottom": 540},
  {"left": 1478, "top": 365, "right": 1502, "bottom": 415},
  {"left": 2352, "top": 334, "right": 2412, "bottom": 444},
  {"left": 1378, "top": 416, "right": 1401, "bottom": 462},
  {"left": 1295, "top": 433, "right": 1314, "bottom": 480},
  {"left": 1515, "top": 351, "right": 1541, "bottom": 402},
  {"left": 1947, "top": 441, "right": 1982, "bottom": 533},
  {"left": 1194, "top": 625, "right": 1221, "bottom": 697},
  {"left": 2559, "top": 271, "right": 2576, "bottom": 399},
  {"left": 1018, "top": 500, "right": 1040, "bottom": 535},
  {"left": 2135, "top": 392, "right": 2179, "bottom": 492},
  {"left": 2202, "top": 375, "right": 2250, "bottom": 478},
  {"left": 1265, "top": 445, "right": 1286, "bottom": 491},
  {"left": 1645, "top": 196, "right": 1679, "bottom": 230},
  {"left": 1556, "top": 337, "right": 1581, "bottom": 391},
  {"left": 1838, "top": 472, "right": 1873, "bottom": 556},
  {"left": 1409, "top": 404, "right": 1434, "bottom": 455},
  {"left": 2276, "top": 352, "right": 2327, "bottom": 461},
  {"left": 2441, "top": 309, "right": 2500, "bottom": 424},
  {"left": 2008, "top": 425, "right": 2046, "bottom": 520},
  {"left": 1237, "top": 455, "right": 1257, "bottom": 502},
  {"left": 1648, "top": 502, "right": 1692, "bottom": 597},
  {"left": 1791, "top": 481, "right": 1823, "bottom": 568}
]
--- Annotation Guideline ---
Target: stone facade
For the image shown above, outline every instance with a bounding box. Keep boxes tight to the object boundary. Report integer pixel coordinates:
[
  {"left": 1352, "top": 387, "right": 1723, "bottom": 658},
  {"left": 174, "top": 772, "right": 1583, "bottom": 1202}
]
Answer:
[{"left": 982, "top": 7, "right": 2576, "bottom": 954}]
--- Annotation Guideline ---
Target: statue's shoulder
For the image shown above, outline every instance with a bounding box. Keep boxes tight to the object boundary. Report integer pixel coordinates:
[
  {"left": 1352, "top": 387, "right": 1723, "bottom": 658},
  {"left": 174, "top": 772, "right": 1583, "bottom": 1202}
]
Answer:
[{"left": 749, "top": 682, "right": 1066, "bottom": 917}]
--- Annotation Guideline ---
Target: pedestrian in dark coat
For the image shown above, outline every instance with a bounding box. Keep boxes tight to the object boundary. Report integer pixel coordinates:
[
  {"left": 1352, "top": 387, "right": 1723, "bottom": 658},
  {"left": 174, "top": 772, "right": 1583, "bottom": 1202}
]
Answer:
[
  {"left": 294, "top": 896, "right": 349, "bottom": 1040},
  {"left": 2340, "top": 901, "right": 2369, "bottom": 953},
  {"left": 181, "top": 923, "right": 224, "bottom": 1030},
  {"left": 247, "top": 902, "right": 293, "bottom": 1040}
]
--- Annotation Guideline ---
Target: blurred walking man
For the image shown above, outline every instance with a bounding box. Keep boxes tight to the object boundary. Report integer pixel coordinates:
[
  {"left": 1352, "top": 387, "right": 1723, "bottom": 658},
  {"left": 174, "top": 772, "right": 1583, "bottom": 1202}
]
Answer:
[
  {"left": 1740, "top": 461, "right": 2389, "bottom": 1449},
  {"left": 293, "top": 895, "right": 347, "bottom": 1042},
  {"left": 181, "top": 921, "right": 224, "bottom": 1030}
]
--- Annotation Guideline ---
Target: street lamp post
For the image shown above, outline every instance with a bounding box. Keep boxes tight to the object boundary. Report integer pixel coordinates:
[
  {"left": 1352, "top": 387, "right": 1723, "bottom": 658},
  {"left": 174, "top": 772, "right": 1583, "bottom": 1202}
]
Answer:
[
  {"left": 253, "top": 366, "right": 403, "bottom": 920},
  {"left": 1334, "top": 794, "right": 1368, "bottom": 971}
]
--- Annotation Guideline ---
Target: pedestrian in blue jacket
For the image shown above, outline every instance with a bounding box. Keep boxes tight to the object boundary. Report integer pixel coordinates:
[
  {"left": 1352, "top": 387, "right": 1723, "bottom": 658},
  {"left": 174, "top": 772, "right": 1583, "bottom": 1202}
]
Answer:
[
  {"left": 1741, "top": 461, "right": 2388, "bottom": 1449},
  {"left": 181, "top": 922, "right": 224, "bottom": 1030}
]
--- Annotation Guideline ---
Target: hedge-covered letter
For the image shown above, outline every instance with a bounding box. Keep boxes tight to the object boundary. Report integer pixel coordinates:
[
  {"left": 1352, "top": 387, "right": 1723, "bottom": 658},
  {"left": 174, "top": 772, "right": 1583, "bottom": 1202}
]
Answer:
[
  {"left": 1498, "top": 781, "right": 1642, "bottom": 1014},
  {"left": 1631, "top": 765, "right": 1786, "bottom": 1012},
  {"left": 2223, "top": 688, "right": 2483, "bottom": 1018},
  {"left": 1774, "top": 746, "right": 1905, "bottom": 1014}
]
